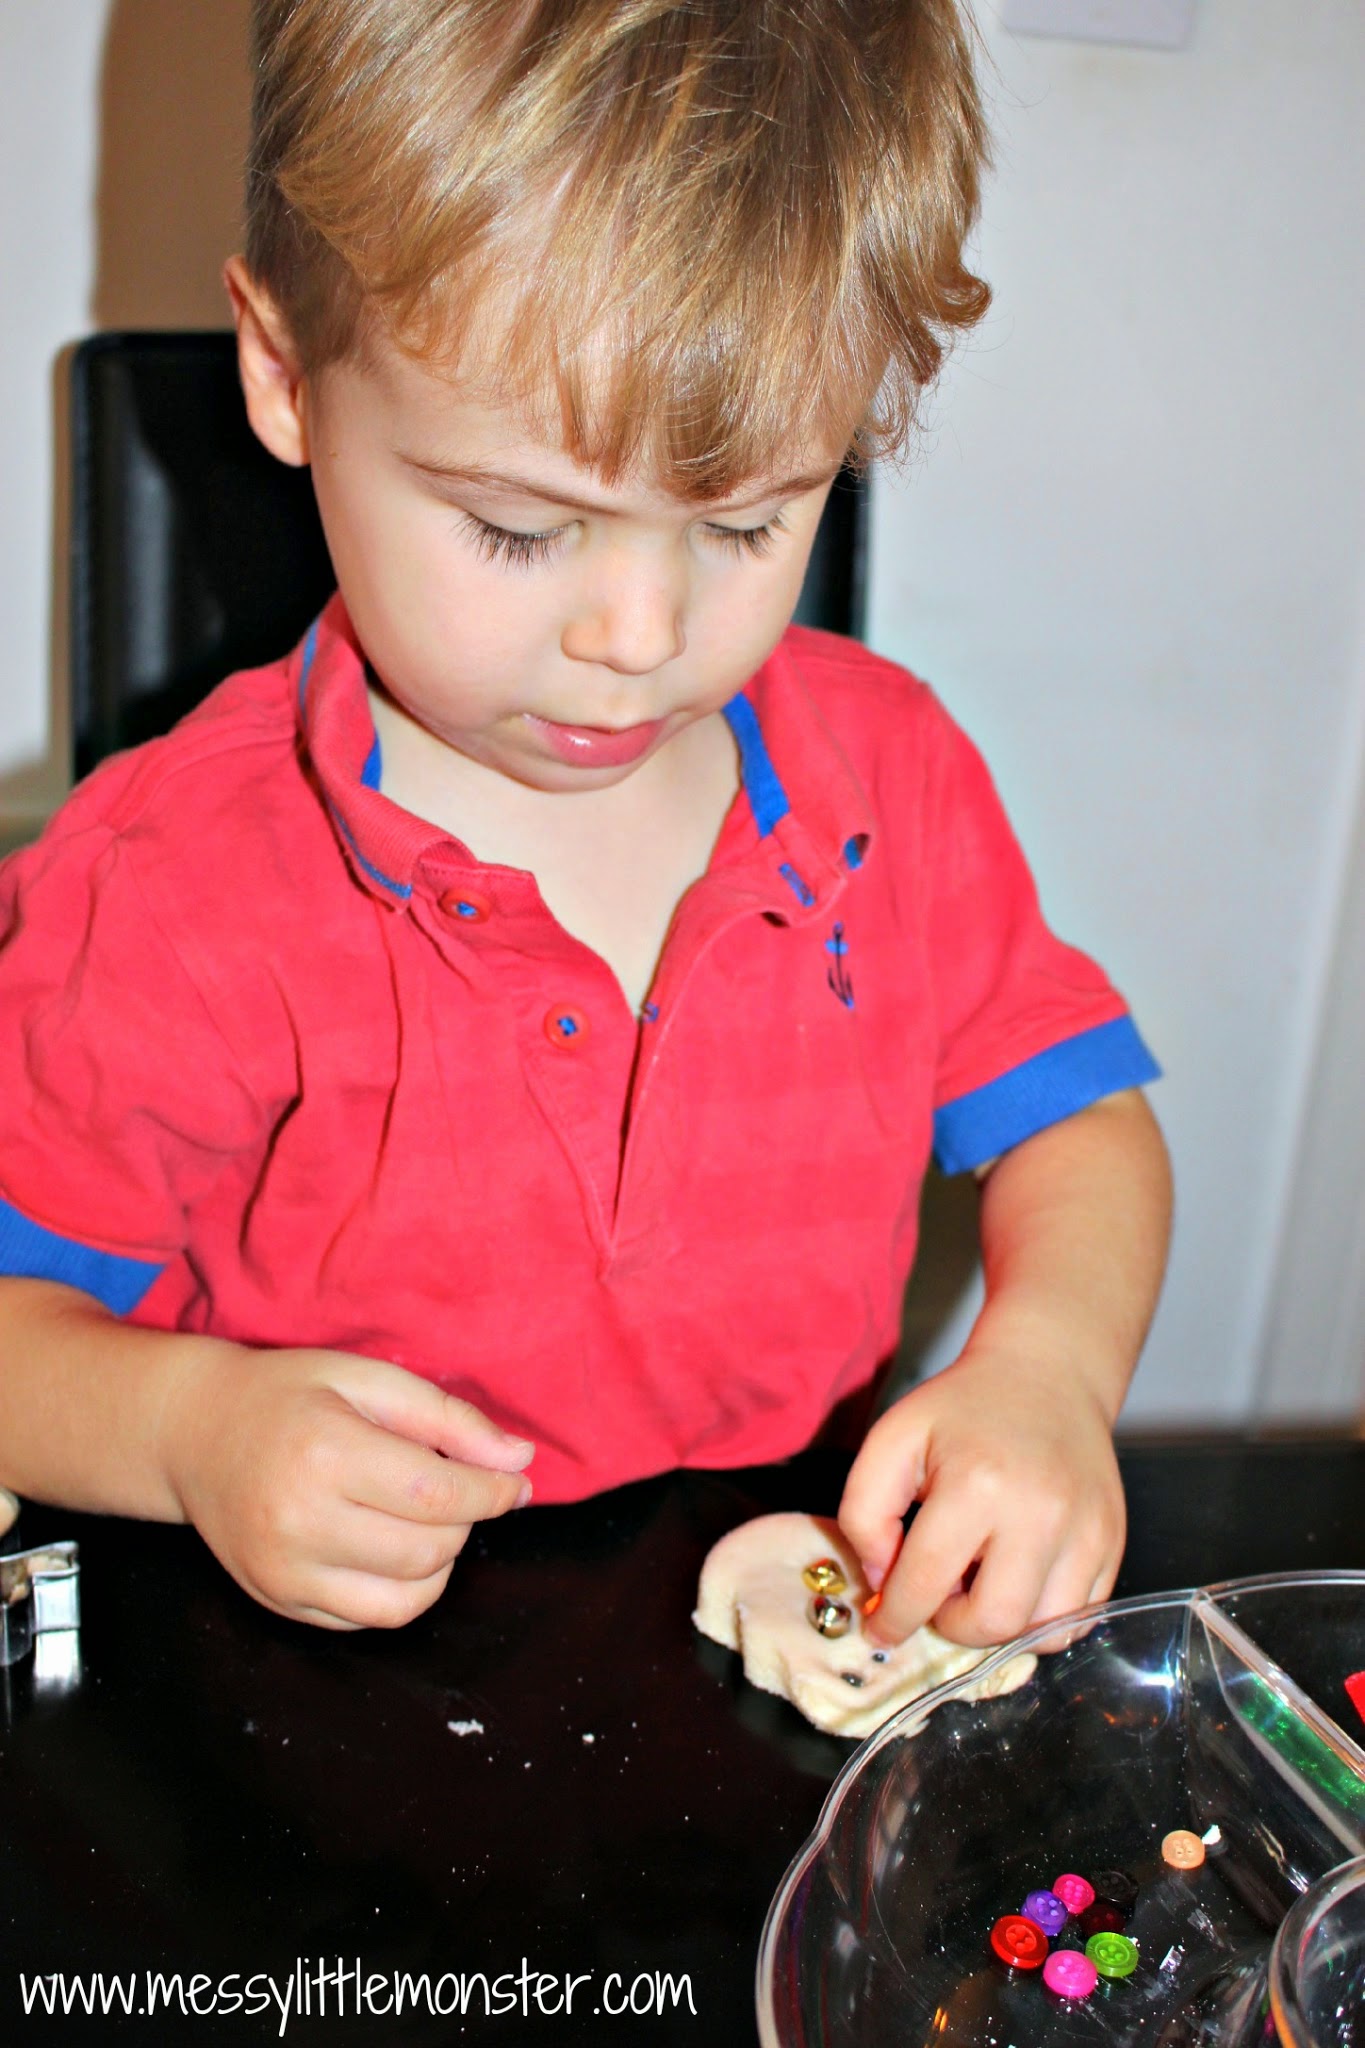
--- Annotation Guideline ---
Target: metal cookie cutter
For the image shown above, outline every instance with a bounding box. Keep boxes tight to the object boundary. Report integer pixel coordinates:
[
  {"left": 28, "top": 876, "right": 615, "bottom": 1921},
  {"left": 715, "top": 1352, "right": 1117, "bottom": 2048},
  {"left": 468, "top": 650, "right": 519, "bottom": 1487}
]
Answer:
[{"left": 1, "top": 1487, "right": 81, "bottom": 1688}]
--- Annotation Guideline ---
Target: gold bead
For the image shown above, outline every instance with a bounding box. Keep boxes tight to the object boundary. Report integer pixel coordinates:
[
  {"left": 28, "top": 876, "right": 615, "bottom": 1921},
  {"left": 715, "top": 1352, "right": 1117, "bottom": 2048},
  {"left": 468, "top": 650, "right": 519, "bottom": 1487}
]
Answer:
[
  {"left": 801, "top": 1557, "right": 847, "bottom": 1596},
  {"left": 807, "top": 1593, "right": 852, "bottom": 1638}
]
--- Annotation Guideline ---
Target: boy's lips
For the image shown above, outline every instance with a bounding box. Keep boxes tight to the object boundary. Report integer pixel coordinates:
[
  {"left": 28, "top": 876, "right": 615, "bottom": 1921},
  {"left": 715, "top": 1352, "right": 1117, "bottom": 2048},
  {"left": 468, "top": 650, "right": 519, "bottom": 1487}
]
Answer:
[{"left": 523, "top": 714, "right": 665, "bottom": 767}]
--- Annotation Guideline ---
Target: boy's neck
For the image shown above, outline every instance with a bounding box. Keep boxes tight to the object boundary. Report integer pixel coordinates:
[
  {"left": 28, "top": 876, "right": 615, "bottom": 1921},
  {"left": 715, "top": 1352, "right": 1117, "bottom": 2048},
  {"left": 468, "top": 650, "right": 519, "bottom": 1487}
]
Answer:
[
  {"left": 366, "top": 683, "right": 741, "bottom": 1013},
  {"left": 365, "top": 681, "right": 737, "bottom": 866}
]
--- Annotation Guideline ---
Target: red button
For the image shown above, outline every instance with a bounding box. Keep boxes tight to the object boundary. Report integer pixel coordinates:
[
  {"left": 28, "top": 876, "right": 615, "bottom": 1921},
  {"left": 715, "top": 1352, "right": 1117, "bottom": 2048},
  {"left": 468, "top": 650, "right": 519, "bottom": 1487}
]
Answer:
[
  {"left": 544, "top": 1006, "right": 589, "bottom": 1048},
  {"left": 990, "top": 1915, "right": 1048, "bottom": 1970},
  {"left": 1079, "top": 1900, "right": 1127, "bottom": 1938},
  {"left": 439, "top": 889, "right": 491, "bottom": 923}
]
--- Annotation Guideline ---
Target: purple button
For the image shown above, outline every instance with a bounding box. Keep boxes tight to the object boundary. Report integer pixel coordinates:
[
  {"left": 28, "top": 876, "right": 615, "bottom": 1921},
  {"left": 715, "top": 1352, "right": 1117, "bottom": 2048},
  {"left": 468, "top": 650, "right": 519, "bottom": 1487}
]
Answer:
[
  {"left": 1023, "top": 1889, "right": 1068, "bottom": 1937},
  {"left": 1043, "top": 1949, "right": 1099, "bottom": 1999}
]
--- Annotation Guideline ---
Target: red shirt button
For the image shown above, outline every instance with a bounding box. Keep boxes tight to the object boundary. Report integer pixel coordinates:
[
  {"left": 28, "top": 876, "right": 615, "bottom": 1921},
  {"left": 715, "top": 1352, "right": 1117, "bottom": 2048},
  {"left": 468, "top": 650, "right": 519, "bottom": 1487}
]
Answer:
[
  {"left": 990, "top": 1915, "right": 1049, "bottom": 1969},
  {"left": 544, "top": 1006, "right": 589, "bottom": 1048},
  {"left": 439, "top": 889, "right": 491, "bottom": 923}
]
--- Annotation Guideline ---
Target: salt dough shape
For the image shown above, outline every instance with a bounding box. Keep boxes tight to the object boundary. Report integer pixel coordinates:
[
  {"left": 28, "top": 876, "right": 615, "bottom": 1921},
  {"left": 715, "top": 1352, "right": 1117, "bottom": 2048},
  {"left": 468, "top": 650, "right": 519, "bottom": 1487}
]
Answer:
[{"left": 693, "top": 1511, "right": 1035, "bottom": 1740}]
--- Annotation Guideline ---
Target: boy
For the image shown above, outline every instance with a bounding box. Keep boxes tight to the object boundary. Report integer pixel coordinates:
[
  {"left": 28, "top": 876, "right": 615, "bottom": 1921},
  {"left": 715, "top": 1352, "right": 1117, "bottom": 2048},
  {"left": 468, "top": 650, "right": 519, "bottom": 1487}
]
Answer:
[{"left": 0, "top": 0, "right": 1170, "bottom": 1650}]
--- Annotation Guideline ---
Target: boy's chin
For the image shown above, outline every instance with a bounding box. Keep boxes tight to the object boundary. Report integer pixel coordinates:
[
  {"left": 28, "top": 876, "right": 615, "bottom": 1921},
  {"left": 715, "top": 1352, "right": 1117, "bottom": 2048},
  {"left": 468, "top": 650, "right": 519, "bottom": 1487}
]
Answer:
[
  {"left": 521, "top": 711, "right": 666, "bottom": 767},
  {"left": 494, "top": 750, "right": 660, "bottom": 797}
]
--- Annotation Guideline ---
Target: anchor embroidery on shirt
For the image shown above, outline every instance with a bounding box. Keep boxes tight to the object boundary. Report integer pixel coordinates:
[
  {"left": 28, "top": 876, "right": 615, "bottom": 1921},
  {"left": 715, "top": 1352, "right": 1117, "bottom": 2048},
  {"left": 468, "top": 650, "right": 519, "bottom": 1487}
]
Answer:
[{"left": 825, "top": 923, "right": 854, "bottom": 1010}]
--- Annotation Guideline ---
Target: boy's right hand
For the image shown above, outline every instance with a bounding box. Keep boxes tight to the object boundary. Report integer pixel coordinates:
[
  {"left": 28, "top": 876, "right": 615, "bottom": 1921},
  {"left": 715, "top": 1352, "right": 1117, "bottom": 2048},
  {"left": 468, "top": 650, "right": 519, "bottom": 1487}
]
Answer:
[{"left": 159, "top": 1346, "right": 534, "bottom": 1630}]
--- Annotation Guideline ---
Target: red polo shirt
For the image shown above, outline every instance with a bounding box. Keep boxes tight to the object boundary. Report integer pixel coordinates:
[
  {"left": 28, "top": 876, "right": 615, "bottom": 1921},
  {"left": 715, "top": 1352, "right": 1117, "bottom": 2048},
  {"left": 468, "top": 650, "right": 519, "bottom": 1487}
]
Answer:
[{"left": 0, "top": 598, "right": 1156, "bottom": 1500}]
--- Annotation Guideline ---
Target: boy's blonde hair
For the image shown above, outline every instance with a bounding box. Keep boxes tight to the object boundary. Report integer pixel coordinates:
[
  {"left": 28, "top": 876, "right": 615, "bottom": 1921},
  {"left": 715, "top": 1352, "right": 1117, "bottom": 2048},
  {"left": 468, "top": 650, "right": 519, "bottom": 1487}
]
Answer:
[{"left": 247, "top": 0, "right": 990, "bottom": 494}]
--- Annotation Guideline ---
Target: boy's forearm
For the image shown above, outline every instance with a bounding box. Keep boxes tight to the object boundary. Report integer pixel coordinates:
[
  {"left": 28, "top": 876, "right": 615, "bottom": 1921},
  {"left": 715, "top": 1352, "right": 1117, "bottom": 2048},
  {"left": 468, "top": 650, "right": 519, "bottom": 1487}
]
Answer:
[
  {"left": 0, "top": 1279, "right": 225, "bottom": 1521},
  {"left": 969, "top": 1088, "right": 1172, "bottom": 1421}
]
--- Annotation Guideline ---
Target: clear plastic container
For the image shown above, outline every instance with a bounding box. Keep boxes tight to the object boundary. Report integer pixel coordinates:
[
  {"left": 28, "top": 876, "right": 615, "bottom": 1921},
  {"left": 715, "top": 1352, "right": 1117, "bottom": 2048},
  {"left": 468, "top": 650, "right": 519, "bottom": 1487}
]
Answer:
[
  {"left": 1272, "top": 1856, "right": 1365, "bottom": 2048},
  {"left": 758, "top": 1572, "right": 1365, "bottom": 2048}
]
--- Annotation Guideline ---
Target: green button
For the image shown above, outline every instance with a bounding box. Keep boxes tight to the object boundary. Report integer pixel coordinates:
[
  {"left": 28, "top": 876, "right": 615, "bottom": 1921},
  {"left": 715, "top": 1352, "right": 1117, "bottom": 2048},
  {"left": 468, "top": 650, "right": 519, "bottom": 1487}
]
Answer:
[{"left": 1086, "top": 1931, "right": 1139, "bottom": 1978}]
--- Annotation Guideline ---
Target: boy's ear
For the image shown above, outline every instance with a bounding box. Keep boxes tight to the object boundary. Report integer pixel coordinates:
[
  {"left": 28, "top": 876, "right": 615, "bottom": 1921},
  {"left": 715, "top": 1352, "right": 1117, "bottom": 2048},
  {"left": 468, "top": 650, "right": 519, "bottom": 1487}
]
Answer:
[{"left": 224, "top": 255, "right": 311, "bottom": 468}]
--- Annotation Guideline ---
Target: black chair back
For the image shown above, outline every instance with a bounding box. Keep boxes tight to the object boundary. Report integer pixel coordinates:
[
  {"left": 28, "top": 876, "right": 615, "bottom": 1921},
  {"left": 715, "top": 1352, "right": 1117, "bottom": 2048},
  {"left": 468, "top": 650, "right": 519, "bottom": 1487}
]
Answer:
[{"left": 70, "top": 332, "right": 867, "bottom": 776}]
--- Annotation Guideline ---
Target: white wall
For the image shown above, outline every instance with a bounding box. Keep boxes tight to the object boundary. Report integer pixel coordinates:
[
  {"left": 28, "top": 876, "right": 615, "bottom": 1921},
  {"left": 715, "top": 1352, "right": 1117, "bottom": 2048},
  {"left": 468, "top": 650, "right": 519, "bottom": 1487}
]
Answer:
[
  {"left": 0, "top": 0, "right": 249, "bottom": 840},
  {"left": 872, "top": 0, "right": 1365, "bottom": 1423},
  {"left": 0, "top": 3, "right": 107, "bottom": 826},
  {"left": 2, "top": 2, "right": 1363, "bottom": 1422}
]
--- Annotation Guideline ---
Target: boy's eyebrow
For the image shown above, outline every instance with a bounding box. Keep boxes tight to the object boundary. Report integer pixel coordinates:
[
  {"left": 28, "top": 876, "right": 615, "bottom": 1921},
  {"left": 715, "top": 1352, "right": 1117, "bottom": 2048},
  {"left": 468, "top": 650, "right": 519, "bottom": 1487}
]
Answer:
[{"left": 399, "top": 455, "right": 837, "bottom": 514}]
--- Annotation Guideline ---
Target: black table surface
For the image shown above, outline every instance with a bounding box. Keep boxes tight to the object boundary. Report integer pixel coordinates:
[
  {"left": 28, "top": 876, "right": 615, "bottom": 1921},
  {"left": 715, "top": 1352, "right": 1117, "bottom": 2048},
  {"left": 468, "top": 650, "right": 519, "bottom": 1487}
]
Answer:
[{"left": 3, "top": 1440, "right": 1363, "bottom": 2044}]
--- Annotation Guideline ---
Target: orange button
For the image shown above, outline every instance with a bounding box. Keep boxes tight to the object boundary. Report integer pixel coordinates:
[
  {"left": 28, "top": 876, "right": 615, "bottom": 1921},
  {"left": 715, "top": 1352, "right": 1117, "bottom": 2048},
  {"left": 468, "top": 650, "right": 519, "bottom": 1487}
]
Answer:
[
  {"left": 1161, "top": 1829, "right": 1205, "bottom": 1869},
  {"left": 544, "top": 1005, "right": 589, "bottom": 1048},
  {"left": 439, "top": 889, "right": 491, "bottom": 923}
]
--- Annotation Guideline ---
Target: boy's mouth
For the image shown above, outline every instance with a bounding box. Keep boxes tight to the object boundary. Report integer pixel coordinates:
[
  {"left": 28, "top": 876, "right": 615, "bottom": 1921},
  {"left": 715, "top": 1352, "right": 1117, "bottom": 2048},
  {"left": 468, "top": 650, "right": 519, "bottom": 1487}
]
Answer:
[{"left": 524, "top": 715, "right": 665, "bottom": 767}]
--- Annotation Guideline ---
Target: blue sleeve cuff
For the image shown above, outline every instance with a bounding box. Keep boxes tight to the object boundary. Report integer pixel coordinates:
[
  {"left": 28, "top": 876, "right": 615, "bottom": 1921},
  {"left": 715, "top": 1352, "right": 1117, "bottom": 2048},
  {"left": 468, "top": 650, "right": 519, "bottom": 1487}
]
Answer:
[
  {"left": 0, "top": 1198, "right": 164, "bottom": 1314},
  {"left": 933, "top": 1014, "right": 1161, "bottom": 1175}
]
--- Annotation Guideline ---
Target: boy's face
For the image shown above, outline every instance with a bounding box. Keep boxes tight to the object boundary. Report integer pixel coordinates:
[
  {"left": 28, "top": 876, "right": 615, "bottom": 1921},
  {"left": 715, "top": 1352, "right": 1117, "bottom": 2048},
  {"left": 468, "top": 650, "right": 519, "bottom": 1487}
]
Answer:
[{"left": 239, "top": 279, "right": 840, "bottom": 796}]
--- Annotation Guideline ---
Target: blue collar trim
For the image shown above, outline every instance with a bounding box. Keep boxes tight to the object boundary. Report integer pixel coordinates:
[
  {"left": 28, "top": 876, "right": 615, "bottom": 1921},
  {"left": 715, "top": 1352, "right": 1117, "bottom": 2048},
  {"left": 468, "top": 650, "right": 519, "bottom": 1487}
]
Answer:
[
  {"left": 328, "top": 801, "right": 412, "bottom": 900},
  {"left": 723, "top": 693, "right": 790, "bottom": 837}
]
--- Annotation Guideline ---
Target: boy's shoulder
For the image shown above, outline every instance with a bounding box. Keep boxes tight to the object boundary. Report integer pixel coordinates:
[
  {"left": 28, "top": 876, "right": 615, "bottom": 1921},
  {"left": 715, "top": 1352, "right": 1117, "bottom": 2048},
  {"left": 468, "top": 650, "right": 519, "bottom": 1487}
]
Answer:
[
  {"left": 768, "top": 622, "right": 964, "bottom": 781},
  {"left": 774, "top": 623, "right": 948, "bottom": 726},
  {"left": 777, "top": 621, "right": 930, "bottom": 701},
  {"left": 54, "top": 652, "right": 304, "bottom": 853},
  {"left": 25, "top": 645, "right": 337, "bottom": 932},
  {"left": 3, "top": 643, "right": 340, "bottom": 1026}
]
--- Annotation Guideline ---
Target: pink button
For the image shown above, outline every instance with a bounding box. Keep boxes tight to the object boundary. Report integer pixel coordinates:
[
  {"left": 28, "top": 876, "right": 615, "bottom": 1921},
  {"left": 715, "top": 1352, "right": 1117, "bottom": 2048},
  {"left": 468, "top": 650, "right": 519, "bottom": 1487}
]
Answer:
[
  {"left": 1043, "top": 1950, "right": 1099, "bottom": 1999},
  {"left": 1053, "top": 1872, "right": 1096, "bottom": 1915}
]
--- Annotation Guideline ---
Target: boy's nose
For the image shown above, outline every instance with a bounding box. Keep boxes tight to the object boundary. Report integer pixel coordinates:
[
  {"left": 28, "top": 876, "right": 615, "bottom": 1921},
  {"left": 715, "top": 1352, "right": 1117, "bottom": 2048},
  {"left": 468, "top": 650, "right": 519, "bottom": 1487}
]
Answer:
[{"left": 561, "top": 564, "right": 686, "bottom": 675}]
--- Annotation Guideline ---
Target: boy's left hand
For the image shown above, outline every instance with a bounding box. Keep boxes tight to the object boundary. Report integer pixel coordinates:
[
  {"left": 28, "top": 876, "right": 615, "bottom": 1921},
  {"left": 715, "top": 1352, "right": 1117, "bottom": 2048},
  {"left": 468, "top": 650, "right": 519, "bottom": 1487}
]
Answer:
[{"left": 837, "top": 1340, "right": 1126, "bottom": 1650}]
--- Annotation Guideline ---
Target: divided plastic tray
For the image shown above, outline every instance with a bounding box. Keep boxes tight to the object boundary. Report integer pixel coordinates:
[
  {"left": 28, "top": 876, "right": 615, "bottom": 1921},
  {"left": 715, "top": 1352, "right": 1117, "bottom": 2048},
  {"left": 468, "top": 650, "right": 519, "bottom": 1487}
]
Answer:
[{"left": 759, "top": 1572, "right": 1365, "bottom": 2047}]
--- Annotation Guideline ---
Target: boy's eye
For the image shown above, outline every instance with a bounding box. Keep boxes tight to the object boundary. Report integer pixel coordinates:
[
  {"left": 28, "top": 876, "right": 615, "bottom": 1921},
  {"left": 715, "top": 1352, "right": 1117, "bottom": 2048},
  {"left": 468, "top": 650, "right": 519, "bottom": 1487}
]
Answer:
[
  {"left": 461, "top": 507, "right": 787, "bottom": 567},
  {"left": 703, "top": 509, "right": 788, "bottom": 559},
  {"left": 464, "top": 515, "right": 568, "bottom": 568}
]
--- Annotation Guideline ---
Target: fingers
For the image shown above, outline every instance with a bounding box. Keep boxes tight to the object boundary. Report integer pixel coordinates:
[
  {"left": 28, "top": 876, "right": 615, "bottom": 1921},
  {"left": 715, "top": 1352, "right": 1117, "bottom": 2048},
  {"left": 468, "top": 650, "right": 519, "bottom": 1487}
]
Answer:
[
  {"left": 929, "top": 1532, "right": 1053, "bottom": 1649},
  {"left": 852, "top": 1448, "right": 1125, "bottom": 1650},
  {"left": 840, "top": 1360, "right": 1128, "bottom": 1652},
  {"left": 860, "top": 1486, "right": 987, "bottom": 1644},
  {"left": 337, "top": 1359, "right": 535, "bottom": 1474},
  {"left": 221, "top": 1408, "right": 529, "bottom": 1626},
  {"left": 180, "top": 1349, "right": 540, "bottom": 1634},
  {"left": 1024, "top": 1522, "right": 1125, "bottom": 1634},
  {"left": 901, "top": 1493, "right": 1124, "bottom": 1650},
  {"left": 289, "top": 1499, "right": 470, "bottom": 1582},
  {"left": 286, "top": 1562, "right": 459, "bottom": 1633},
  {"left": 837, "top": 1407, "right": 928, "bottom": 1592},
  {"left": 226, "top": 1461, "right": 514, "bottom": 1631},
  {"left": 336, "top": 1411, "right": 531, "bottom": 1526}
]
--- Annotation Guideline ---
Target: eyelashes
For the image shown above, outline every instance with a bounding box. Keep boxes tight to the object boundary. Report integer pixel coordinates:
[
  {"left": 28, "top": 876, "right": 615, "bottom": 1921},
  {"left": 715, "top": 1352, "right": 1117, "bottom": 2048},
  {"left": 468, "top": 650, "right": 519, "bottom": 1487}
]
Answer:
[
  {"left": 464, "top": 517, "right": 567, "bottom": 568},
  {"left": 462, "top": 509, "right": 788, "bottom": 570},
  {"left": 705, "top": 509, "right": 788, "bottom": 559}
]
